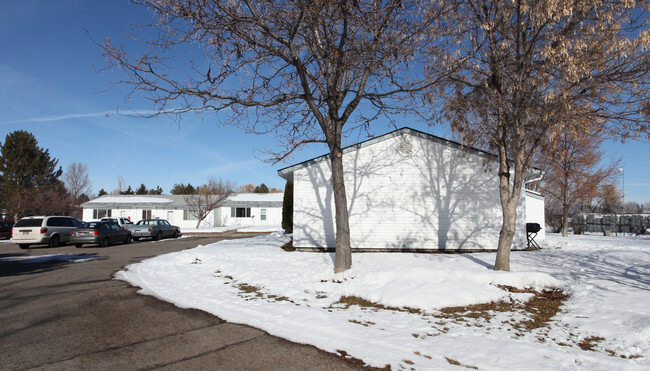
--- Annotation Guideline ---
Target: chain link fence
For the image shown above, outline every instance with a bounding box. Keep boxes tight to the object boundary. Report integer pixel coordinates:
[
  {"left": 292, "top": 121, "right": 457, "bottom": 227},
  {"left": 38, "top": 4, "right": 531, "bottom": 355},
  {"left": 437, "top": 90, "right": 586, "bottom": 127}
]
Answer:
[{"left": 571, "top": 214, "right": 650, "bottom": 235}]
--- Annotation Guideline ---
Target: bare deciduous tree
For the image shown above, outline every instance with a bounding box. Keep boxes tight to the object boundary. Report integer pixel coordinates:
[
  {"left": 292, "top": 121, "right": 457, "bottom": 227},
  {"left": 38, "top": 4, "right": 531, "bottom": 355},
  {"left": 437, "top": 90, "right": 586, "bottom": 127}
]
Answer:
[
  {"left": 30, "top": 187, "right": 75, "bottom": 217},
  {"left": 62, "top": 162, "right": 92, "bottom": 202},
  {"left": 112, "top": 174, "right": 127, "bottom": 195},
  {"left": 624, "top": 202, "right": 643, "bottom": 214},
  {"left": 238, "top": 184, "right": 255, "bottom": 193},
  {"left": 539, "top": 129, "right": 621, "bottom": 236},
  {"left": 433, "top": 0, "right": 649, "bottom": 270},
  {"left": 598, "top": 183, "right": 624, "bottom": 213},
  {"left": 101, "top": 0, "right": 451, "bottom": 272},
  {"left": 184, "top": 176, "right": 236, "bottom": 228}
]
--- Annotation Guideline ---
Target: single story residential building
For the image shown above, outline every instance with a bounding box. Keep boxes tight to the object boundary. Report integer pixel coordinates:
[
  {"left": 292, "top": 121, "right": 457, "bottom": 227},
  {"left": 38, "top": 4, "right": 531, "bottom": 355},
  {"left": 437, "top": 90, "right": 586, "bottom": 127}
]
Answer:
[
  {"left": 81, "top": 193, "right": 283, "bottom": 229},
  {"left": 278, "top": 127, "right": 545, "bottom": 252}
]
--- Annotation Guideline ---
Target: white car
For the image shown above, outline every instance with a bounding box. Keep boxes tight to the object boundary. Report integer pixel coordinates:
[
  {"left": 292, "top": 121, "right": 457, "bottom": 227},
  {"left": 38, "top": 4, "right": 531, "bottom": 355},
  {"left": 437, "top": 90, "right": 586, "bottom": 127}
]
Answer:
[
  {"left": 11, "top": 216, "right": 81, "bottom": 249},
  {"left": 100, "top": 217, "right": 134, "bottom": 228}
]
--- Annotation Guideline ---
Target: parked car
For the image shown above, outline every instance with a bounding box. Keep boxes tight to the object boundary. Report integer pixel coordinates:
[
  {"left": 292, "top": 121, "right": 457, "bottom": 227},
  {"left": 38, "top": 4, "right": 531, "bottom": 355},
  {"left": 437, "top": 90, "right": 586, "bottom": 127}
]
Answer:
[
  {"left": 129, "top": 219, "right": 181, "bottom": 241},
  {"left": 100, "top": 217, "right": 134, "bottom": 228},
  {"left": 0, "top": 221, "right": 13, "bottom": 239},
  {"left": 70, "top": 221, "right": 132, "bottom": 248},
  {"left": 11, "top": 216, "right": 81, "bottom": 249}
]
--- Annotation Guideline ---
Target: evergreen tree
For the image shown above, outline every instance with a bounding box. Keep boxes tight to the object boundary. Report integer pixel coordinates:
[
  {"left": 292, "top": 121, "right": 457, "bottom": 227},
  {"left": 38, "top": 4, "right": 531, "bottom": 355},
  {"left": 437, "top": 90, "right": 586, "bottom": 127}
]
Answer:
[
  {"left": 120, "top": 185, "right": 135, "bottom": 195},
  {"left": 254, "top": 183, "right": 269, "bottom": 193},
  {"left": 0, "top": 131, "right": 63, "bottom": 219},
  {"left": 147, "top": 186, "right": 163, "bottom": 195},
  {"left": 135, "top": 183, "right": 148, "bottom": 195},
  {"left": 98, "top": 188, "right": 108, "bottom": 197},
  {"left": 77, "top": 193, "right": 90, "bottom": 204},
  {"left": 281, "top": 181, "right": 293, "bottom": 233},
  {"left": 170, "top": 183, "right": 196, "bottom": 195}
]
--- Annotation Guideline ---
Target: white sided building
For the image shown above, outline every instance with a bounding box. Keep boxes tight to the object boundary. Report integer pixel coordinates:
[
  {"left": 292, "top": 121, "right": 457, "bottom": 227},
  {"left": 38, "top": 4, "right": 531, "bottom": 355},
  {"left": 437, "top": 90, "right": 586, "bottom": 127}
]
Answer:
[
  {"left": 81, "top": 193, "right": 283, "bottom": 229},
  {"left": 278, "top": 127, "right": 544, "bottom": 252},
  {"left": 524, "top": 190, "right": 546, "bottom": 240}
]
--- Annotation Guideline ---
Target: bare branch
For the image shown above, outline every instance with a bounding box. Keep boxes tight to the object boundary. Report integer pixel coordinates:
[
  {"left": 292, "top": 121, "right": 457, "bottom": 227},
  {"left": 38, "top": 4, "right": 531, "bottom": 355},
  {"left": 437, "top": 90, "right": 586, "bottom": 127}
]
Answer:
[{"left": 184, "top": 176, "right": 236, "bottom": 228}]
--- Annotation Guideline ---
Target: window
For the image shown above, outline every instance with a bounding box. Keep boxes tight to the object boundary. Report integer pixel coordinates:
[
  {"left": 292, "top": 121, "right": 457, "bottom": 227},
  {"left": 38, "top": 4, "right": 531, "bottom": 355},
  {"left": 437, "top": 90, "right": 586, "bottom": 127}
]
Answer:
[
  {"left": 183, "top": 210, "right": 198, "bottom": 221},
  {"left": 15, "top": 218, "right": 43, "bottom": 227},
  {"left": 47, "top": 217, "right": 66, "bottom": 227},
  {"left": 231, "top": 207, "right": 251, "bottom": 218},
  {"left": 261, "top": 209, "right": 267, "bottom": 221},
  {"left": 142, "top": 210, "right": 152, "bottom": 220},
  {"left": 93, "top": 209, "right": 112, "bottom": 219}
]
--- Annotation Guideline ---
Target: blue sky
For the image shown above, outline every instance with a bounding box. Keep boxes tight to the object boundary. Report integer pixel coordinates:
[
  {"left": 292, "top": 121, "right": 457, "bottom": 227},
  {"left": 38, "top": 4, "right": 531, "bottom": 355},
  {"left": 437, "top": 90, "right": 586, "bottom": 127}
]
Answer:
[{"left": 1, "top": 1, "right": 648, "bottom": 204}]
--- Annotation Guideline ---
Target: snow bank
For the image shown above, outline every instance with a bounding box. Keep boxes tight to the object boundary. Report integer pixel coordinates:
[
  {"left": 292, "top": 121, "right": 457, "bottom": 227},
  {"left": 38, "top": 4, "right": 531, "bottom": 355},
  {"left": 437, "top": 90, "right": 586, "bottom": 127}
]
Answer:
[{"left": 115, "top": 232, "right": 650, "bottom": 370}]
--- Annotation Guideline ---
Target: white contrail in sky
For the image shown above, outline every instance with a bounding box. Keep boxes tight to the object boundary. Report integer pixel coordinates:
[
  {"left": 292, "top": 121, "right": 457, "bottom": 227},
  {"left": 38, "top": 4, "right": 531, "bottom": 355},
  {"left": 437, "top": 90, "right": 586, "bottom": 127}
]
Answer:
[{"left": 0, "top": 109, "right": 160, "bottom": 125}]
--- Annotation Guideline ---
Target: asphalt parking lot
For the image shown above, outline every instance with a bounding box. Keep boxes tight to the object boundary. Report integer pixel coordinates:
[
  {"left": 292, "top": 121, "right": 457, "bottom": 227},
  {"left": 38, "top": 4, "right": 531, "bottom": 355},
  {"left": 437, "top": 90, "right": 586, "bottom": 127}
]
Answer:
[{"left": 0, "top": 235, "right": 371, "bottom": 370}]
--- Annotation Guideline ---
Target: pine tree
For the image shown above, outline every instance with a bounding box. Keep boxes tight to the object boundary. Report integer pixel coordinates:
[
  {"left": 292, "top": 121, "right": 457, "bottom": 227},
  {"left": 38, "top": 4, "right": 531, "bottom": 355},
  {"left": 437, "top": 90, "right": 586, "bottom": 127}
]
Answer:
[
  {"left": 170, "top": 183, "right": 196, "bottom": 195},
  {"left": 281, "top": 181, "right": 293, "bottom": 233},
  {"left": 0, "top": 130, "right": 63, "bottom": 219},
  {"left": 147, "top": 186, "right": 163, "bottom": 195},
  {"left": 254, "top": 183, "right": 269, "bottom": 193},
  {"left": 120, "top": 186, "right": 135, "bottom": 195},
  {"left": 135, "top": 183, "right": 148, "bottom": 195}
]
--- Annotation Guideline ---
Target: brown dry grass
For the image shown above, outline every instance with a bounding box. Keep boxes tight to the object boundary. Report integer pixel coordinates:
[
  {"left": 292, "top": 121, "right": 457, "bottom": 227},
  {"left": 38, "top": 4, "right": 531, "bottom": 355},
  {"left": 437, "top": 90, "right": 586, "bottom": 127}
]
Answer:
[
  {"left": 445, "top": 357, "right": 479, "bottom": 369},
  {"left": 578, "top": 336, "right": 605, "bottom": 351},
  {"left": 335, "top": 296, "right": 421, "bottom": 314},
  {"left": 335, "top": 286, "right": 568, "bottom": 334}
]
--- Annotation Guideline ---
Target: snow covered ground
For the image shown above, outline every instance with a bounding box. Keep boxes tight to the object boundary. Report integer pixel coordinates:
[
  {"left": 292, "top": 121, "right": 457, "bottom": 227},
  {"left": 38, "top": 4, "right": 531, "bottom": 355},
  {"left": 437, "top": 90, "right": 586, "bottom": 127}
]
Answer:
[
  {"left": 180, "top": 225, "right": 283, "bottom": 234},
  {"left": 115, "top": 233, "right": 650, "bottom": 370}
]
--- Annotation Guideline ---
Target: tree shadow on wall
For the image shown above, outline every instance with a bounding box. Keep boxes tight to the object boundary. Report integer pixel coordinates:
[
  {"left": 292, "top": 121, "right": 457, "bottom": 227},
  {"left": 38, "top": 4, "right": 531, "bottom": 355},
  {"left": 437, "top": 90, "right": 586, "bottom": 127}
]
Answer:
[{"left": 406, "top": 138, "right": 500, "bottom": 251}]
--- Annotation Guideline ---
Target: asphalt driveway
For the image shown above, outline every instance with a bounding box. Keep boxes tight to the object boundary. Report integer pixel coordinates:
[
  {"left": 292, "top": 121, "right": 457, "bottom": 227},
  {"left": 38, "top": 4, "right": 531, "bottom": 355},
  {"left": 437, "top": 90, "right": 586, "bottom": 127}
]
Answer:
[{"left": 0, "top": 235, "right": 372, "bottom": 370}]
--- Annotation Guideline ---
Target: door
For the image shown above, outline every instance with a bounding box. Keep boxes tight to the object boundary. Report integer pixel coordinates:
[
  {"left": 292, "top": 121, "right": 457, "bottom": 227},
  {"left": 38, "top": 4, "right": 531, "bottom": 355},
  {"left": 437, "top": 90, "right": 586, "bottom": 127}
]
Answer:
[{"left": 167, "top": 211, "right": 174, "bottom": 223}]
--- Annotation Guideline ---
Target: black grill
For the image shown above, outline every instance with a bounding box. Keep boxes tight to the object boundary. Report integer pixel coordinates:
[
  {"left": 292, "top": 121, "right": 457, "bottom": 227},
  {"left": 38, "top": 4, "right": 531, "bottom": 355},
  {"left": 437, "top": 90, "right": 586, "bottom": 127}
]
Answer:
[{"left": 526, "top": 223, "right": 541, "bottom": 233}]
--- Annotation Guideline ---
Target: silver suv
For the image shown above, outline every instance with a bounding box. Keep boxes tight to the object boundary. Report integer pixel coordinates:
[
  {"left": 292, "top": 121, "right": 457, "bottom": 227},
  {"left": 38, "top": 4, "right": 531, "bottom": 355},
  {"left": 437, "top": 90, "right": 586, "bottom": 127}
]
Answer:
[{"left": 11, "top": 216, "right": 81, "bottom": 249}]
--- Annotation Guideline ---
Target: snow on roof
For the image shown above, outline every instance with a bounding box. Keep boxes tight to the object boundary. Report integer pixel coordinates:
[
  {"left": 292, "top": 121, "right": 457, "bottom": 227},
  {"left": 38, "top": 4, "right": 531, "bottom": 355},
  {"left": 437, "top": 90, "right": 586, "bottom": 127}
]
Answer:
[
  {"left": 228, "top": 193, "right": 284, "bottom": 202},
  {"left": 82, "top": 193, "right": 283, "bottom": 208},
  {"left": 86, "top": 196, "right": 173, "bottom": 204}
]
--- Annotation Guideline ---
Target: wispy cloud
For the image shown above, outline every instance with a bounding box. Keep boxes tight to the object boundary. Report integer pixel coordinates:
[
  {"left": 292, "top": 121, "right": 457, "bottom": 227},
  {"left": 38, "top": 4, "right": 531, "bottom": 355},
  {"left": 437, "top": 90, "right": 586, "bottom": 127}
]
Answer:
[{"left": 0, "top": 109, "right": 161, "bottom": 125}]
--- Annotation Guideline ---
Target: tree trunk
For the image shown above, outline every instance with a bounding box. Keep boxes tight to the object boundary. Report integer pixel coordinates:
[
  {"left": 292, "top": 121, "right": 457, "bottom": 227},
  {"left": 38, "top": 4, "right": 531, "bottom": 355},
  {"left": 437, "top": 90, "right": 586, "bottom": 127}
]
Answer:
[
  {"left": 562, "top": 170, "right": 569, "bottom": 237},
  {"left": 494, "top": 131, "right": 524, "bottom": 271},
  {"left": 495, "top": 179, "right": 518, "bottom": 271},
  {"left": 330, "top": 149, "right": 352, "bottom": 273},
  {"left": 562, "top": 203, "right": 569, "bottom": 237}
]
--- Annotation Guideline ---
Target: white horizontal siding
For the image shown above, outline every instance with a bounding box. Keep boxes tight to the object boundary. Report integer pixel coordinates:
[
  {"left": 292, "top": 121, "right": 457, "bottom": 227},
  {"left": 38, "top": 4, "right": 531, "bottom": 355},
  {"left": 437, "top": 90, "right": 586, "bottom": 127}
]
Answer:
[
  {"left": 218, "top": 206, "right": 282, "bottom": 227},
  {"left": 83, "top": 203, "right": 282, "bottom": 229},
  {"left": 293, "top": 132, "right": 527, "bottom": 251},
  {"left": 525, "top": 191, "right": 546, "bottom": 240}
]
